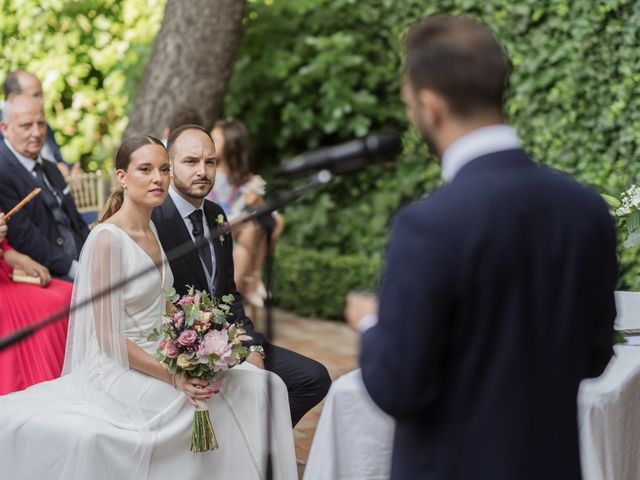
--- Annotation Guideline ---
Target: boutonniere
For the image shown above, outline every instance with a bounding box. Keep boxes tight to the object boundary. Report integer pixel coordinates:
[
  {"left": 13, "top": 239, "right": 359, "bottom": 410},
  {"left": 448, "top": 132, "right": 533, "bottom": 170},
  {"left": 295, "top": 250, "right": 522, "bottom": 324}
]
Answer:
[{"left": 216, "top": 214, "right": 231, "bottom": 245}]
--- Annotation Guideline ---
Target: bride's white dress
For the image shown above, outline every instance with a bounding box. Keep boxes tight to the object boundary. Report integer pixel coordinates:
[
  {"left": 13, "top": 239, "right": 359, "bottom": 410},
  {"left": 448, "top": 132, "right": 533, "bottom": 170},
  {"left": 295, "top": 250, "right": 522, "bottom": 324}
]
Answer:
[{"left": 0, "top": 223, "right": 297, "bottom": 479}]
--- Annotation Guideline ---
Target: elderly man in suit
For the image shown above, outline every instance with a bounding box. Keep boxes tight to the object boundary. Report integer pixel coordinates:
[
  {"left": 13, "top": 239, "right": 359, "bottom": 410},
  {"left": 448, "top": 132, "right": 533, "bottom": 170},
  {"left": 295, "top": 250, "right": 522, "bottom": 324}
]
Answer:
[
  {"left": 0, "top": 70, "right": 77, "bottom": 177},
  {"left": 152, "top": 124, "right": 331, "bottom": 426},
  {"left": 346, "top": 15, "right": 618, "bottom": 480},
  {"left": 0, "top": 94, "right": 89, "bottom": 279}
]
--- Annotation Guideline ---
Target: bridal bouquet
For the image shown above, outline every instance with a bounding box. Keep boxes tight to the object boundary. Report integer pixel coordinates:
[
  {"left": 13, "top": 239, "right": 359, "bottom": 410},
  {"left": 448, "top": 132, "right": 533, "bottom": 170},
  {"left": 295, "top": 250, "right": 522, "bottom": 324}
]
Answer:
[
  {"left": 603, "top": 184, "right": 640, "bottom": 247},
  {"left": 148, "top": 287, "right": 250, "bottom": 452}
]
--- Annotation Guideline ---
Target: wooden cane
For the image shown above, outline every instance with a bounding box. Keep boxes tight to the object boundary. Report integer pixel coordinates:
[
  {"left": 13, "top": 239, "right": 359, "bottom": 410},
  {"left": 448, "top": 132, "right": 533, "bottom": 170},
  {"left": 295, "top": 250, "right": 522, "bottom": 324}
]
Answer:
[{"left": 3, "top": 188, "right": 42, "bottom": 221}]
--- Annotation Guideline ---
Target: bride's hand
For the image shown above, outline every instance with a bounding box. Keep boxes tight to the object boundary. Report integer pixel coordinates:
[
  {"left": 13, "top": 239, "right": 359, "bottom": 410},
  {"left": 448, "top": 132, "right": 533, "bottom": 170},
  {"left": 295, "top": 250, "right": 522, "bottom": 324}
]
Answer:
[{"left": 174, "top": 375, "right": 220, "bottom": 406}]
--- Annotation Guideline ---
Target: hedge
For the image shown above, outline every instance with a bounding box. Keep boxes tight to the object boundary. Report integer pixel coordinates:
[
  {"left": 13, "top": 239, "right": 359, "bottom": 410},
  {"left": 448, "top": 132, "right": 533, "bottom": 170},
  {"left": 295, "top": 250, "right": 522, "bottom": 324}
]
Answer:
[
  {"left": 228, "top": 0, "right": 640, "bottom": 296},
  {"left": 272, "top": 243, "right": 380, "bottom": 319}
]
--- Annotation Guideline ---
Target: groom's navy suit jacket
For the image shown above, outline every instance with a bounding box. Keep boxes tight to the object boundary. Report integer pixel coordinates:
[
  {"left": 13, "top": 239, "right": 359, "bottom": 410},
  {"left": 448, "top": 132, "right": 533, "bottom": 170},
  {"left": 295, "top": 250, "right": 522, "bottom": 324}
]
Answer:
[
  {"left": 152, "top": 196, "right": 265, "bottom": 346},
  {"left": 360, "top": 149, "right": 618, "bottom": 480},
  {"left": 0, "top": 141, "right": 89, "bottom": 276}
]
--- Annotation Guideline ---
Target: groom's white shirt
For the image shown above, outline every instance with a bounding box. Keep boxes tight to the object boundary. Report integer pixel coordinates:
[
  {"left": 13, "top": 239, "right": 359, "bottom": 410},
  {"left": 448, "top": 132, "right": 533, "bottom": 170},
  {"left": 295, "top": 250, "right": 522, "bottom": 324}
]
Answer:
[
  {"left": 168, "top": 186, "right": 216, "bottom": 293},
  {"left": 359, "top": 124, "right": 521, "bottom": 334}
]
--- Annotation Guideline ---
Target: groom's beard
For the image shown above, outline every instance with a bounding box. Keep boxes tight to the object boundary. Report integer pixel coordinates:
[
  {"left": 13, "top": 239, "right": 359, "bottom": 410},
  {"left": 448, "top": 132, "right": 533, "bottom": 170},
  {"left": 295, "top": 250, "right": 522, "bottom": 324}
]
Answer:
[{"left": 172, "top": 175, "right": 213, "bottom": 201}]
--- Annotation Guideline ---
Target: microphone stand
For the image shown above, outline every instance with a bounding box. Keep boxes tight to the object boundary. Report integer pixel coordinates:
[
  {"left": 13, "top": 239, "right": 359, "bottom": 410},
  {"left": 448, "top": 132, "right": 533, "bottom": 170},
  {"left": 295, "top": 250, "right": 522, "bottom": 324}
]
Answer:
[
  {"left": 0, "top": 169, "right": 333, "bottom": 480},
  {"left": 228, "top": 169, "right": 332, "bottom": 480}
]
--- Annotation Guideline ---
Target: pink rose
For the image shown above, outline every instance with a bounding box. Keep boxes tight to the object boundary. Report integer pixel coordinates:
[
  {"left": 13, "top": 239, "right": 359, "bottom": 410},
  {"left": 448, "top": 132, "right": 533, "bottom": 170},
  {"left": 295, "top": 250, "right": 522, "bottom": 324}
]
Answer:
[
  {"left": 178, "top": 330, "right": 198, "bottom": 346},
  {"left": 178, "top": 296, "right": 193, "bottom": 306},
  {"left": 194, "top": 293, "right": 201, "bottom": 305},
  {"left": 198, "top": 329, "right": 229, "bottom": 357},
  {"left": 214, "top": 345, "right": 235, "bottom": 370},
  {"left": 163, "top": 341, "right": 179, "bottom": 359},
  {"left": 173, "top": 310, "right": 185, "bottom": 328}
]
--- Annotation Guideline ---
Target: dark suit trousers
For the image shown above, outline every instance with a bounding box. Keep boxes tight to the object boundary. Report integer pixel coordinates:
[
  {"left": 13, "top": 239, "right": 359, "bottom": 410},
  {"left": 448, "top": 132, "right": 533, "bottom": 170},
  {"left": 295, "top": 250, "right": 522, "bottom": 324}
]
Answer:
[{"left": 264, "top": 343, "right": 331, "bottom": 426}]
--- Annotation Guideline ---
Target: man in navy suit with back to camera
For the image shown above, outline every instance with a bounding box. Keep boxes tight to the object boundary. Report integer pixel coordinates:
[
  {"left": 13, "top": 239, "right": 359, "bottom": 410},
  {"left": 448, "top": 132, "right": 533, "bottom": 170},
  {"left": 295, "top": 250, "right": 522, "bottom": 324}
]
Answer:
[{"left": 346, "top": 15, "right": 618, "bottom": 480}]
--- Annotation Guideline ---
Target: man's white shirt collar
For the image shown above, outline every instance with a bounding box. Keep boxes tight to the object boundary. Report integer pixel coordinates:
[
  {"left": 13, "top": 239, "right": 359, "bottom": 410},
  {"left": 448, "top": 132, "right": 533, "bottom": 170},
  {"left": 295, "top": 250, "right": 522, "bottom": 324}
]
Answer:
[
  {"left": 168, "top": 185, "right": 216, "bottom": 290},
  {"left": 4, "top": 138, "right": 43, "bottom": 172},
  {"left": 441, "top": 125, "right": 520, "bottom": 183},
  {"left": 169, "top": 185, "right": 204, "bottom": 219}
]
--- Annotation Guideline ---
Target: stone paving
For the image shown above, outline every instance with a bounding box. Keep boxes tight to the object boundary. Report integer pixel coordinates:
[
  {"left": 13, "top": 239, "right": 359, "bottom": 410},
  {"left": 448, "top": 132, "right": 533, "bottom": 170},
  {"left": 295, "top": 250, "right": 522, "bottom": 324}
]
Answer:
[{"left": 254, "top": 308, "right": 360, "bottom": 478}]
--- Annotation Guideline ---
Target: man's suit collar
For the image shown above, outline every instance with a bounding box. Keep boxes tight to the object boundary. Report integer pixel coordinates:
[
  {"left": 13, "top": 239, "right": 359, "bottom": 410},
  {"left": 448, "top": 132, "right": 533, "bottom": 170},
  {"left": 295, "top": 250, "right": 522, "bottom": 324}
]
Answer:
[
  {"left": 0, "top": 140, "right": 60, "bottom": 212},
  {"left": 451, "top": 148, "right": 534, "bottom": 182},
  {"left": 441, "top": 125, "right": 520, "bottom": 182}
]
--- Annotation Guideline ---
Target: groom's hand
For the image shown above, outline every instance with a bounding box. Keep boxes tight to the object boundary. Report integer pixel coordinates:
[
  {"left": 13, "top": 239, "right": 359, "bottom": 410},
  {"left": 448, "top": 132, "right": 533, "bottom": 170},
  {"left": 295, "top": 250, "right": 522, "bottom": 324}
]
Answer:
[{"left": 246, "top": 352, "right": 265, "bottom": 370}]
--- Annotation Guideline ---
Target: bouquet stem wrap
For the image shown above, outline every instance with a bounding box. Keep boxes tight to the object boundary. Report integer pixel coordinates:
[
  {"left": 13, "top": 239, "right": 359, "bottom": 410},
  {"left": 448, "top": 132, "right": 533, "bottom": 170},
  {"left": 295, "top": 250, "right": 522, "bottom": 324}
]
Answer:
[{"left": 191, "top": 399, "right": 218, "bottom": 452}]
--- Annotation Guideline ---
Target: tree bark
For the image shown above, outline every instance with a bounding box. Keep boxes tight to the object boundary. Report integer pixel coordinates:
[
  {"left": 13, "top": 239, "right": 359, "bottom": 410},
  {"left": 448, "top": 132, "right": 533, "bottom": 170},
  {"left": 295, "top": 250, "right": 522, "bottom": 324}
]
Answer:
[{"left": 124, "top": 0, "right": 246, "bottom": 138}]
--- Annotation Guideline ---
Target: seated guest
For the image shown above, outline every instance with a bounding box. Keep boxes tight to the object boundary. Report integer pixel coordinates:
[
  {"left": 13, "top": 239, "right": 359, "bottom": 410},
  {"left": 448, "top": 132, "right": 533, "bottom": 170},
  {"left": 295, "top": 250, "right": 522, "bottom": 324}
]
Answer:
[
  {"left": 207, "top": 119, "right": 285, "bottom": 307},
  {"left": 0, "top": 212, "right": 72, "bottom": 395},
  {"left": 0, "top": 69, "right": 81, "bottom": 177},
  {"left": 0, "top": 94, "right": 89, "bottom": 280}
]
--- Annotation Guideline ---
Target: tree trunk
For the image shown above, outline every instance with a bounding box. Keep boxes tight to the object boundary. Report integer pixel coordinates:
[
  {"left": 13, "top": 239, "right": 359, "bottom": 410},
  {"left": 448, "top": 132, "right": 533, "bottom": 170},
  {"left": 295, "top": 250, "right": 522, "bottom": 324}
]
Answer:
[{"left": 124, "top": 0, "right": 246, "bottom": 138}]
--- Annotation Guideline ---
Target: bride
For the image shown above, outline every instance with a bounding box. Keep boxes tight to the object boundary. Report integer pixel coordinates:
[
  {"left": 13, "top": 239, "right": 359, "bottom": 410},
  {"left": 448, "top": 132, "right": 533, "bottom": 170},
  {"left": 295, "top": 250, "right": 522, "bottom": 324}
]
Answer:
[{"left": 0, "top": 136, "right": 297, "bottom": 479}]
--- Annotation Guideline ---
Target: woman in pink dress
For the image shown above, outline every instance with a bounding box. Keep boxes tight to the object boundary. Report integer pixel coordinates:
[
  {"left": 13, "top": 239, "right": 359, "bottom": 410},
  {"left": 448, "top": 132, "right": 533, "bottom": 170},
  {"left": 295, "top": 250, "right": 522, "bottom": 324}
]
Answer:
[{"left": 0, "top": 212, "right": 72, "bottom": 395}]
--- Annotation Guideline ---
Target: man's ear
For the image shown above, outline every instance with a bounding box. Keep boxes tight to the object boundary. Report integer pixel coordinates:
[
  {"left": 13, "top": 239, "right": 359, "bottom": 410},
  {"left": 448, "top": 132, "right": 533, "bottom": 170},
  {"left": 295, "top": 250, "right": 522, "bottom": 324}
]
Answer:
[
  {"left": 0, "top": 121, "right": 8, "bottom": 137},
  {"left": 417, "top": 89, "right": 446, "bottom": 129},
  {"left": 162, "top": 127, "right": 169, "bottom": 140}
]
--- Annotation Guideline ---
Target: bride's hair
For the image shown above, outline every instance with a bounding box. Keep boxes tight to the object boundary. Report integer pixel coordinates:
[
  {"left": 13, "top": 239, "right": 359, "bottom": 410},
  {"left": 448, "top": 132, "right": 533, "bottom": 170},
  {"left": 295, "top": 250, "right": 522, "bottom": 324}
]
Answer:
[{"left": 97, "top": 135, "right": 166, "bottom": 223}]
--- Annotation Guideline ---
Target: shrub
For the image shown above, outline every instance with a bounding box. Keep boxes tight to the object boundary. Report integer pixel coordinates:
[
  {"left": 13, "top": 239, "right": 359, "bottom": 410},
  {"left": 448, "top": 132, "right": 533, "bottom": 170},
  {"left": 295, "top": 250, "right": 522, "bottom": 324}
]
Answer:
[{"left": 272, "top": 243, "right": 380, "bottom": 319}]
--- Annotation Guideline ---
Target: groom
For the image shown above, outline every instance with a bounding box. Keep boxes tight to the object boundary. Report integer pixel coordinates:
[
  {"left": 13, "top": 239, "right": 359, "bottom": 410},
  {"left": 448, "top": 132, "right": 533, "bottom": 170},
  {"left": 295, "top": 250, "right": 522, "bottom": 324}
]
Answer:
[{"left": 152, "top": 124, "right": 331, "bottom": 426}]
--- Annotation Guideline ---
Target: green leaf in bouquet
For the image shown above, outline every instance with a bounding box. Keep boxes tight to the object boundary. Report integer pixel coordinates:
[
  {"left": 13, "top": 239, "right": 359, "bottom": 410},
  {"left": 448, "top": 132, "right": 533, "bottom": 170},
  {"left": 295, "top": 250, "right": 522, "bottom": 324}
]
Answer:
[
  {"left": 204, "top": 355, "right": 221, "bottom": 372},
  {"left": 233, "top": 344, "right": 249, "bottom": 361},
  {"left": 601, "top": 193, "right": 621, "bottom": 209},
  {"left": 623, "top": 227, "right": 640, "bottom": 248},
  {"left": 219, "top": 303, "right": 231, "bottom": 313},
  {"left": 184, "top": 306, "right": 200, "bottom": 327},
  {"left": 627, "top": 211, "right": 640, "bottom": 233},
  {"left": 164, "top": 288, "right": 180, "bottom": 304},
  {"left": 222, "top": 294, "right": 235, "bottom": 304},
  {"left": 147, "top": 328, "right": 160, "bottom": 342}
]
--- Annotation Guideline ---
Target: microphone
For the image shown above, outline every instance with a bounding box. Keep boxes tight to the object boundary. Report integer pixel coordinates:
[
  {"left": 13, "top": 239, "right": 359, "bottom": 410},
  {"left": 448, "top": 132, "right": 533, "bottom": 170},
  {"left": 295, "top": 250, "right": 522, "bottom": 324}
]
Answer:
[{"left": 276, "top": 132, "right": 401, "bottom": 178}]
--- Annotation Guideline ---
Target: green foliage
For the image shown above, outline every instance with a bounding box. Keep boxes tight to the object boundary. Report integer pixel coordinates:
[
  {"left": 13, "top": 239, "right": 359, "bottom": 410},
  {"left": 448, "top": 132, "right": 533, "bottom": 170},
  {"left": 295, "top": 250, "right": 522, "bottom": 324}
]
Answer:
[
  {"left": 272, "top": 243, "right": 380, "bottom": 319},
  {"left": 228, "top": 0, "right": 640, "bottom": 303},
  {"left": 4, "top": 0, "right": 640, "bottom": 316},
  {"left": 0, "top": 0, "right": 165, "bottom": 171}
]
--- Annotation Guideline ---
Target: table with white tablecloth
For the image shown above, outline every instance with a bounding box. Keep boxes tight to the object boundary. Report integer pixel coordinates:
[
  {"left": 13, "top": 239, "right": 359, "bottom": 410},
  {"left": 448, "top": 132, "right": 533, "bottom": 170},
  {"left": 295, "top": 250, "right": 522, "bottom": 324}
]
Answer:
[{"left": 304, "top": 291, "right": 640, "bottom": 480}]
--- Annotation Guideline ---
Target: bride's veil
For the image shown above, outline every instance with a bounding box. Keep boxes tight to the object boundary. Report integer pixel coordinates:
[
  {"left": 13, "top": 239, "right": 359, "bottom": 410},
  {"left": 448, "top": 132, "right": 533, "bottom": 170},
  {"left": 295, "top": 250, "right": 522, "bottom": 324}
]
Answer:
[{"left": 61, "top": 224, "right": 154, "bottom": 475}]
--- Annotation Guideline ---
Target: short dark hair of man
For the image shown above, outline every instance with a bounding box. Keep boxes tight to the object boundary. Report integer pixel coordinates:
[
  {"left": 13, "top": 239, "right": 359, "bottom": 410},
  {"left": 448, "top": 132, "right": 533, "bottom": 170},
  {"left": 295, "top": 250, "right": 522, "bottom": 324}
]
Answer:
[
  {"left": 3, "top": 70, "right": 25, "bottom": 99},
  {"left": 166, "top": 124, "right": 213, "bottom": 158},
  {"left": 166, "top": 105, "right": 203, "bottom": 132},
  {"left": 404, "top": 15, "right": 510, "bottom": 116}
]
